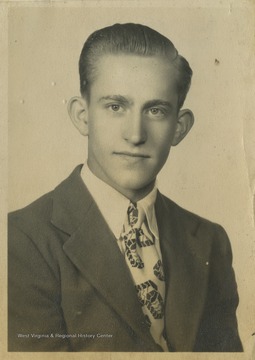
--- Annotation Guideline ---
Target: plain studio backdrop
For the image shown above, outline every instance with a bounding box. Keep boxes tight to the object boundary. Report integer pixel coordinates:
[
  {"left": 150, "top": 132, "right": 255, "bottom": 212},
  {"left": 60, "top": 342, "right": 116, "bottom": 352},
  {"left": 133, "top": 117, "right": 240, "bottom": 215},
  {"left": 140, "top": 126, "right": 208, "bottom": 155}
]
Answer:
[{"left": 8, "top": 2, "right": 255, "bottom": 355}]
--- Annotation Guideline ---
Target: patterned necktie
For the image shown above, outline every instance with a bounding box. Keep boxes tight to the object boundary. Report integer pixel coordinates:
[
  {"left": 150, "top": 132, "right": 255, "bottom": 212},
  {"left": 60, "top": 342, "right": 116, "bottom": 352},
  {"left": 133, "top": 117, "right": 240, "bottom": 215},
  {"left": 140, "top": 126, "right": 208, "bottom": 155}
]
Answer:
[{"left": 119, "top": 202, "right": 168, "bottom": 351}]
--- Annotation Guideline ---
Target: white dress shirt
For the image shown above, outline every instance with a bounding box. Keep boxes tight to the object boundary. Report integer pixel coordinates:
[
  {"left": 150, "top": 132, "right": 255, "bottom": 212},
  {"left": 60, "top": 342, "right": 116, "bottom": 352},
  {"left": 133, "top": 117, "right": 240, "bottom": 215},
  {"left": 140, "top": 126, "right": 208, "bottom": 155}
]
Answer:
[
  {"left": 80, "top": 162, "right": 168, "bottom": 351},
  {"left": 80, "top": 163, "right": 162, "bottom": 259}
]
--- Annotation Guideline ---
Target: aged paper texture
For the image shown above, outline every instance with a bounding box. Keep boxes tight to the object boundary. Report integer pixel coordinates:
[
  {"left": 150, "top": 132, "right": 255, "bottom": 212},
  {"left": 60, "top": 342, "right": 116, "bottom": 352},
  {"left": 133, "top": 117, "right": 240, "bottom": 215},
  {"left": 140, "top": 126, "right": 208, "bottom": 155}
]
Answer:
[{"left": 1, "top": 0, "right": 255, "bottom": 359}]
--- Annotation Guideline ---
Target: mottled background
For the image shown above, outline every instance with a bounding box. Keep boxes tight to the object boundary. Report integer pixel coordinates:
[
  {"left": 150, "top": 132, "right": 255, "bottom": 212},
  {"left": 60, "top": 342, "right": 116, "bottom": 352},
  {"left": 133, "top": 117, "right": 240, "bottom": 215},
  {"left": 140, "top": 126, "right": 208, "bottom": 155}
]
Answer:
[{"left": 5, "top": 1, "right": 255, "bottom": 357}]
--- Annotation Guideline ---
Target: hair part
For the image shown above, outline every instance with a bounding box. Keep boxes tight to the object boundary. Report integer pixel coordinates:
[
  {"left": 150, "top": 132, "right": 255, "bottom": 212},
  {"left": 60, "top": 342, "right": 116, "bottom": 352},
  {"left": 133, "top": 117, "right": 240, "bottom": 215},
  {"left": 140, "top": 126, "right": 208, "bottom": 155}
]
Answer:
[{"left": 79, "top": 23, "right": 192, "bottom": 109}]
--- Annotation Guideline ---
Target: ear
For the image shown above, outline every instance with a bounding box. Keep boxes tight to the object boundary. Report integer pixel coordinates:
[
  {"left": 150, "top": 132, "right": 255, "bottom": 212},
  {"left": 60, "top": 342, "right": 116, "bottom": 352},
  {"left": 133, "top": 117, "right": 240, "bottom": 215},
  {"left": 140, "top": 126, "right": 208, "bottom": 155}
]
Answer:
[
  {"left": 67, "top": 96, "right": 89, "bottom": 136},
  {"left": 172, "top": 109, "right": 194, "bottom": 146}
]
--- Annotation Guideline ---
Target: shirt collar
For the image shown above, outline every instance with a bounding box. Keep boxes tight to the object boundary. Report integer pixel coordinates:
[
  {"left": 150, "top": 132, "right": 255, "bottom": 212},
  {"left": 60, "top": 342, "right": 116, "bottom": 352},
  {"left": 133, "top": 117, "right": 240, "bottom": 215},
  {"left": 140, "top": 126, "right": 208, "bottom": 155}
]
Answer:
[
  {"left": 80, "top": 162, "right": 159, "bottom": 239},
  {"left": 136, "top": 188, "right": 159, "bottom": 239}
]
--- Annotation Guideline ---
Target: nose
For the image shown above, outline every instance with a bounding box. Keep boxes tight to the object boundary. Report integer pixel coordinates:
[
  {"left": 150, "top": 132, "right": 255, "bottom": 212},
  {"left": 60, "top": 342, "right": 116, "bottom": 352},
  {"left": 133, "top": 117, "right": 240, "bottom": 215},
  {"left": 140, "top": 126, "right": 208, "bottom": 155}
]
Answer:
[{"left": 122, "top": 112, "right": 147, "bottom": 145}]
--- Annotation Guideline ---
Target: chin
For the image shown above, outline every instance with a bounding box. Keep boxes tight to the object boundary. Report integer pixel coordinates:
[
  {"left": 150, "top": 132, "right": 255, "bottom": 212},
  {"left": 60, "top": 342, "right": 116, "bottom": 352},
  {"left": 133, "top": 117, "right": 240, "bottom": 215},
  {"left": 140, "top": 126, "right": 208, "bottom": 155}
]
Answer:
[{"left": 115, "top": 177, "right": 155, "bottom": 193}]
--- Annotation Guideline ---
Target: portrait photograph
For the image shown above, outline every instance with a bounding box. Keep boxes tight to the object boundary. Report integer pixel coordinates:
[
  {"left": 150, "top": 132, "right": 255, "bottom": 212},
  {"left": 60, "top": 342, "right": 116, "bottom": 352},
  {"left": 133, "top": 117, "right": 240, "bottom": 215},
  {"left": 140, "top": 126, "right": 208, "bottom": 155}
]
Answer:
[{"left": 1, "top": 0, "right": 255, "bottom": 359}]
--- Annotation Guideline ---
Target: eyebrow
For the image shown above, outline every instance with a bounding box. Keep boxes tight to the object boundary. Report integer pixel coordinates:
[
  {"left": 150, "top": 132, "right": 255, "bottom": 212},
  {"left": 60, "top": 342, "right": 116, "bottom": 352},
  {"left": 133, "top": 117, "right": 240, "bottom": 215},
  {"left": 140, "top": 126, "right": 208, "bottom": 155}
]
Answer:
[
  {"left": 98, "top": 95, "right": 173, "bottom": 110},
  {"left": 142, "top": 99, "right": 173, "bottom": 110},
  {"left": 98, "top": 95, "right": 132, "bottom": 106}
]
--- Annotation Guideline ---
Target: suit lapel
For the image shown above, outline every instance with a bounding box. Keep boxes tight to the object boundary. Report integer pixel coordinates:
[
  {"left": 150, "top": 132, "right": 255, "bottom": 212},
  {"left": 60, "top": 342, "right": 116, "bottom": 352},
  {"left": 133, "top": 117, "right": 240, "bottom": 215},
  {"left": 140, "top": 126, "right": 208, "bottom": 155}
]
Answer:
[
  {"left": 155, "top": 193, "right": 210, "bottom": 351},
  {"left": 51, "top": 166, "right": 159, "bottom": 350},
  {"left": 51, "top": 166, "right": 210, "bottom": 351}
]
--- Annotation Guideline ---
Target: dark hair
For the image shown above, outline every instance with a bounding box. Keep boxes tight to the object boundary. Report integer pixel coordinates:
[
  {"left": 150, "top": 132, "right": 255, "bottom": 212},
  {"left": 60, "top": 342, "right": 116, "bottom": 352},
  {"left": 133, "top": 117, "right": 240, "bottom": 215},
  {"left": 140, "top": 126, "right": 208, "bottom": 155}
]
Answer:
[{"left": 79, "top": 23, "right": 192, "bottom": 109}]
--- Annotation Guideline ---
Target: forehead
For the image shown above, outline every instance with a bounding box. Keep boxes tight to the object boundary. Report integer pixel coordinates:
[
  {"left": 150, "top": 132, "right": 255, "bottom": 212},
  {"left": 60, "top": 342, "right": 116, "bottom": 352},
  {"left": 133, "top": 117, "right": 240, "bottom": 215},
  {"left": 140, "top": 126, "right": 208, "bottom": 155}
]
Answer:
[{"left": 90, "top": 54, "right": 179, "bottom": 101}]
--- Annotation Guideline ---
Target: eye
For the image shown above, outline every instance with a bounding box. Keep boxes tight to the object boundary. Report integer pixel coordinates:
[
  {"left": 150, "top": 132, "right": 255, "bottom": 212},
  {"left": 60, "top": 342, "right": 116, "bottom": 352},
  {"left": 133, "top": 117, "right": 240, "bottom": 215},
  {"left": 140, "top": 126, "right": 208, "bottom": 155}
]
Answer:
[
  {"left": 149, "top": 107, "right": 165, "bottom": 116},
  {"left": 105, "top": 103, "right": 125, "bottom": 115},
  {"left": 109, "top": 104, "right": 121, "bottom": 112}
]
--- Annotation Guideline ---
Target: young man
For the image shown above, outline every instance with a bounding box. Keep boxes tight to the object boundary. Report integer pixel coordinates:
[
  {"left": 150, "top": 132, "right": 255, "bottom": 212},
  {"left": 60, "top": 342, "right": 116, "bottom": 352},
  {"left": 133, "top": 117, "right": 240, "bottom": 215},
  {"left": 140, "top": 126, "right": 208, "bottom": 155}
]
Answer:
[{"left": 8, "top": 23, "right": 243, "bottom": 352}]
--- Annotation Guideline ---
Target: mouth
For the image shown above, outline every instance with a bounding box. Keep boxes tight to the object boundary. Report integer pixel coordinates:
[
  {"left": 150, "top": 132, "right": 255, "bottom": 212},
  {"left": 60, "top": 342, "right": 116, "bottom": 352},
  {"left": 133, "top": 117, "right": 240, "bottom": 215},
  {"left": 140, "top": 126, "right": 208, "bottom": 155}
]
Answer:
[{"left": 113, "top": 151, "right": 150, "bottom": 159}]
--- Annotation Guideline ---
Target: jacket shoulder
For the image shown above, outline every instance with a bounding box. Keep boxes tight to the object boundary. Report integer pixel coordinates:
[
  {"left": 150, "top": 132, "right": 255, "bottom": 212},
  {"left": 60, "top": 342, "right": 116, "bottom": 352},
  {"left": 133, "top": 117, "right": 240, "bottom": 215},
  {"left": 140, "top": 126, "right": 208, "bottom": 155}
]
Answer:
[
  {"left": 8, "top": 165, "right": 84, "bottom": 232},
  {"left": 160, "top": 193, "right": 220, "bottom": 228},
  {"left": 159, "top": 193, "right": 231, "bottom": 254},
  {"left": 8, "top": 190, "right": 54, "bottom": 230}
]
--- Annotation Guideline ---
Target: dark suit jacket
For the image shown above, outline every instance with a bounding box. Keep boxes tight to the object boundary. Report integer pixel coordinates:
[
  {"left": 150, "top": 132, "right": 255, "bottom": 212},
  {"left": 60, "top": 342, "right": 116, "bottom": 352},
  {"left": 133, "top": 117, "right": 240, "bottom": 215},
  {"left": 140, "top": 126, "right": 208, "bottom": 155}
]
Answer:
[{"left": 8, "top": 165, "right": 243, "bottom": 352}]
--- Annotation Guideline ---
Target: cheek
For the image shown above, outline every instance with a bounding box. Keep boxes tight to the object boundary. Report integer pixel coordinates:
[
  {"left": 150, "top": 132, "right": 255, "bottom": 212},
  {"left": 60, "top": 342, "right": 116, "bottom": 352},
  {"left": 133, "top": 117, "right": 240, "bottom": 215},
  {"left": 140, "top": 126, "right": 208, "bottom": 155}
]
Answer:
[
  {"left": 88, "top": 111, "right": 120, "bottom": 139},
  {"left": 88, "top": 117, "right": 107, "bottom": 145},
  {"left": 149, "top": 126, "right": 175, "bottom": 154}
]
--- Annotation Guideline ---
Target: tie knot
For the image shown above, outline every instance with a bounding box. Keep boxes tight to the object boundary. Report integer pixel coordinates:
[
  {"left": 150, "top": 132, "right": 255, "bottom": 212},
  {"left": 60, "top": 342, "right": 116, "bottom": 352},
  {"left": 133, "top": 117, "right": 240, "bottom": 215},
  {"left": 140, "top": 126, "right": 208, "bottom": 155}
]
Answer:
[{"left": 127, "top": 202, "right": 138, "bottom": 227}]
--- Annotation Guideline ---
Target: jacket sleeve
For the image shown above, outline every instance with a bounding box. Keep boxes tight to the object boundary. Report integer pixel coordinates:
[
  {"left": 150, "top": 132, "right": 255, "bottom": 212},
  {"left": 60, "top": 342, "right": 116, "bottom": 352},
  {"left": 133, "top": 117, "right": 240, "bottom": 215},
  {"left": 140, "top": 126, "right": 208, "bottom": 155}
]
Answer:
[
  {"left": 194, "top": 224, "right": 243, "bottom": 352},
  {"left": 8, "top": 218, "right": 72, "bottom": 351}
]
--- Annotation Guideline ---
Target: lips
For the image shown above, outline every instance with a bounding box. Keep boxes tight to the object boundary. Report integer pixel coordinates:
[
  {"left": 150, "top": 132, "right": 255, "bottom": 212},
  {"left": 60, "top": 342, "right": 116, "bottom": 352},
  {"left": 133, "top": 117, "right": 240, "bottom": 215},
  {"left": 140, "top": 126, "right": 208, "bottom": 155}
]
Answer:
[{"left": 113, "top": 151, "right": 150, "bottom": 158}]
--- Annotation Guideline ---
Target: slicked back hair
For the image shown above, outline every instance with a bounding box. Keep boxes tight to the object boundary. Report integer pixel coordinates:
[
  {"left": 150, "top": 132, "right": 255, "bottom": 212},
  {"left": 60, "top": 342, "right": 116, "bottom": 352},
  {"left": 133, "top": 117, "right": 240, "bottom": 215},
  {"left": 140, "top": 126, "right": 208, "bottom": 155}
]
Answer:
[{"left": 79, "top": 23, "right": 192, "bottom": 109}]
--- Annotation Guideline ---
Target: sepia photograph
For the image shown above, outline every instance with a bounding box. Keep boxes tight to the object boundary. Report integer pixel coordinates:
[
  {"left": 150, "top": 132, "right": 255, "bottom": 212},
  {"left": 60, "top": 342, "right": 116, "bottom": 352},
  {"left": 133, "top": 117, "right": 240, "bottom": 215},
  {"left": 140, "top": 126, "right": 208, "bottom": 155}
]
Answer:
[{"left": 3, "top": 0, "right": 255, "bottom": 358}]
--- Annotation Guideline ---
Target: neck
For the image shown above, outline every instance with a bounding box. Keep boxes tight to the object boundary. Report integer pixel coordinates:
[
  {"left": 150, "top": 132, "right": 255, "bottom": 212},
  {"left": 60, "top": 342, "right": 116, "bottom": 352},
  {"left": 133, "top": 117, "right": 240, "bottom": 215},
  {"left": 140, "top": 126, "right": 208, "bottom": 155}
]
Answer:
[
  {"left": 87, "top": 161, "right": 156, "bottom": 203},
  {"left": 118, "top": 181, "right": 156, "bottom": 203}
]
